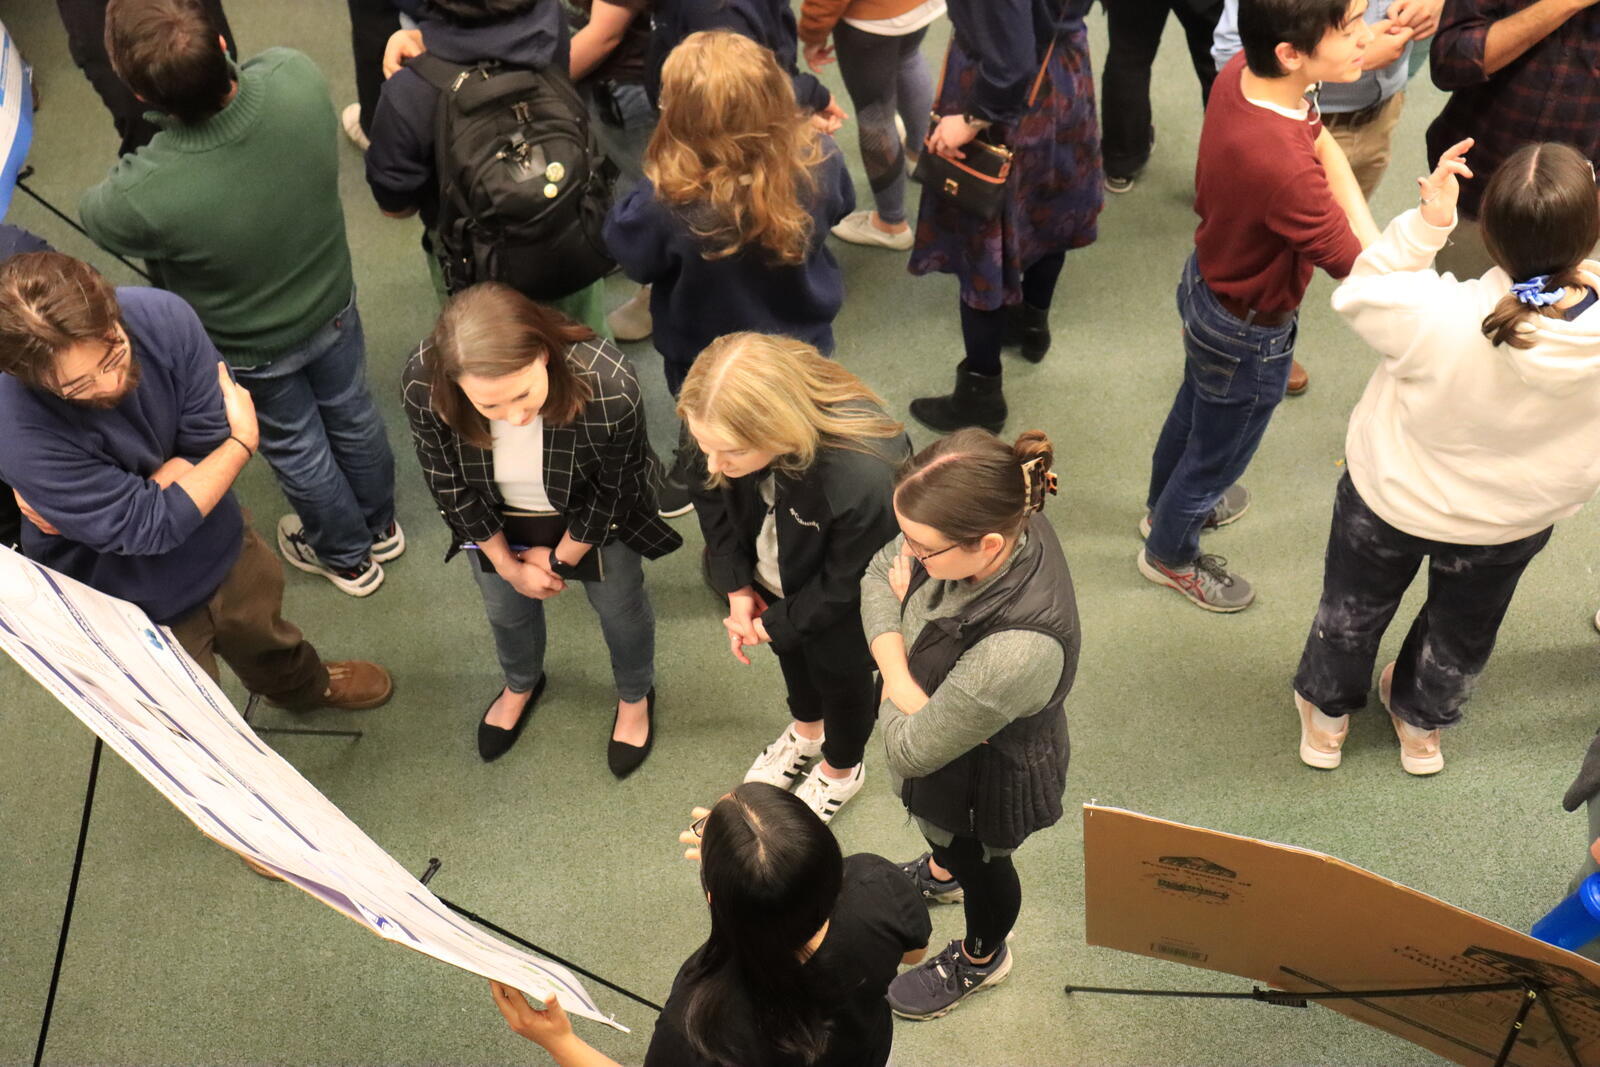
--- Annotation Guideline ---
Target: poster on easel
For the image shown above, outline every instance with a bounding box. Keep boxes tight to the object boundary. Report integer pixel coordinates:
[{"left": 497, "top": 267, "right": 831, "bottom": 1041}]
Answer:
[
  {"left": 0, "top": 21, "right": 33, "bottom": 218},
  {"left": 1083, "top": 804, "right": 1600, "bottom": 1066},
  {"left": 0, "top": 546, "right": 625, "bottom": 1031}
]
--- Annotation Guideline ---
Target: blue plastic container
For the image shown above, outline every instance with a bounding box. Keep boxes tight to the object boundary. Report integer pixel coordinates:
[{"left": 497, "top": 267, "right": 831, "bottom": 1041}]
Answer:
[{"left": 1532, "top": 872, "right": 1600, "bottom": 951}]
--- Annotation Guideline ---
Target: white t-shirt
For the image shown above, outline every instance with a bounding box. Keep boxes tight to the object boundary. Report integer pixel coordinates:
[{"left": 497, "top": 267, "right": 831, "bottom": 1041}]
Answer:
[
  {"left": 843, "top": 0, "right": 946, "bottom": 35},
  {"left": 755, "top": 474, "right": 783, "bottom": 596},
  {"left": 1335, "top": 209, "right": 1600, "bottom": 543},
  {"left": 491, "top": 416, "right": 556, "bottom": 514}
]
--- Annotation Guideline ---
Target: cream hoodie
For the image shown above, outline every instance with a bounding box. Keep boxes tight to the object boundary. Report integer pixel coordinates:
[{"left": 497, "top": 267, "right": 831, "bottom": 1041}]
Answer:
[{"left": 1334, "top": 209, "right": 1600, "bottom": 544}]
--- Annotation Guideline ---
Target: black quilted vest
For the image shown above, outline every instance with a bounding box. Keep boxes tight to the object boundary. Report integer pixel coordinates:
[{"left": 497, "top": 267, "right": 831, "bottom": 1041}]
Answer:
[{"left": 899, "top": 514, "right": 1079, "bottom": 849}]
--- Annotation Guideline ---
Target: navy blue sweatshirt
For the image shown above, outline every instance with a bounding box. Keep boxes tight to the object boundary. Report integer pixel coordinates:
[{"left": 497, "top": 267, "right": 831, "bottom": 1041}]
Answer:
[
  {"left": 603, "top": 147, "right": 854, "bottom": 370},
  {"left": 365, "top": 0, "right": 570, "bottom": 226},
  {"left": 646, "top": 0, "right": 830, "bottom": 113},
  {"left": 0, "top": 288, "right": 244, "bottom": 624},
  {"left": 949, "top": 0, "right": 1092, "bottom": 125}
]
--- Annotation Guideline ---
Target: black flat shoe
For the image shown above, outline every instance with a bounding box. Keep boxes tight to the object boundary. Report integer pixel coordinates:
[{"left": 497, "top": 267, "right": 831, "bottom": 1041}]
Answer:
[
  {"left": 607, "top": 687, "right": 655, "bottom": 779},
  {"left": 477, "top": 675, "right": 547, "bottom": 762}
]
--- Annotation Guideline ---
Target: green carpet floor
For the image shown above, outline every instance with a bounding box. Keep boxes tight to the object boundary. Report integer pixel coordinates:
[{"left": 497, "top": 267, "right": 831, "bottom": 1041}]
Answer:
[{"left": 3, "top": 4, "right": 1595, "bottom": 1065}]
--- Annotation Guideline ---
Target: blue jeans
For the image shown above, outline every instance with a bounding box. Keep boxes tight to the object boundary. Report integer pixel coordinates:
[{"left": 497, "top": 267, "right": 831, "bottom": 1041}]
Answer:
[
  {"left": 232, "top": 291, "right": 396, "bottom": 571},
  {"left": 469, "top": 539, "right": 656, "bottom": 702},
  {"left": 1145, "top": 253, "right": 1297, "bottom": 566}
]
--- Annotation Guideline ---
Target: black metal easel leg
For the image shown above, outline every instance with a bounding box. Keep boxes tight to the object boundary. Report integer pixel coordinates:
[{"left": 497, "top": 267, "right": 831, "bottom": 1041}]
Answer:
[
  {"left": 34, "top": 737, "right": 104, "bottom": 1067},
  {"left": 13, "top": 177, "right": 152, "bottom": 281},
  {"left": 242, "top": 693, "right": 363, "bottom": 741},
  {"left": 1493, "top": 988, "right": 1538, "bottom": 1067},
  {"left": 419, "top": 858, "right": 663, "bottom": 1014}
]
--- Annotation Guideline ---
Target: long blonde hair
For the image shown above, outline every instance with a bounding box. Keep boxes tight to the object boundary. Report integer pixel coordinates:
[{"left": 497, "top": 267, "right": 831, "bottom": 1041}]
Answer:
[
  {"left": 677, "top": 332, "right": 903, "bottom": 486},
  {"left": 646, "top": 31, "right": 825, "bottom": 266}
]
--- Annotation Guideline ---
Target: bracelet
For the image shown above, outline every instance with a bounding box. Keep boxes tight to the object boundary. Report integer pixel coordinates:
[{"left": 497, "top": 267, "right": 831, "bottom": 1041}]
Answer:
[{"left": 227, "top": 434, "right": 254, "bottom": 458}]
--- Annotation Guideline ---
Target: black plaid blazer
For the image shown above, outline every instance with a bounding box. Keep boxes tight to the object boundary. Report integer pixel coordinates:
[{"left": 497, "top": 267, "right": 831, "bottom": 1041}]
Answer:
[{"left": 401, "top": 338, "right": 682, "bottom": 561}]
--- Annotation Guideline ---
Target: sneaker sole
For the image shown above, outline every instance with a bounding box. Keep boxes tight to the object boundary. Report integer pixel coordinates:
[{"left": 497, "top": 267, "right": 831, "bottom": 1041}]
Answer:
[
  {"left": 658, "top": 502, "right": 695, "bottom": 519},
  {"left": 1135, "top": 550, "right": 1252, "bottom": 613},
  {"left": 1294, "top": 692, "right": 1343, "bottom": 770},
  {"left": 890, "top": 947, "right": 1014, "bottom": 1021},
  {"left": 829, "top": 221, "right": 914, "bottom": 251},
  {"left": 277, "top": 521, "right": 385, "bottom": 598},
  {"left": 371, "top": 525, "right": 406, "bottom": 564},
  {"left": 1378, "top": 662, "right": 1444, "bottom": 775}
]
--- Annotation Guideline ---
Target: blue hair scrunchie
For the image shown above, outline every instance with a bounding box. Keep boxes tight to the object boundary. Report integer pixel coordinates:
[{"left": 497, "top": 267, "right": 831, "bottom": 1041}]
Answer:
[{"left": 1511, "top": 275, "right": 1567, "bottom": 308}]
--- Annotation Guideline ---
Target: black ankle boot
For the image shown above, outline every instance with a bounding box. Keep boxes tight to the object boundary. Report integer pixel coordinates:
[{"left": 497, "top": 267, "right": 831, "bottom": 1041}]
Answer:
[
  {"left": 909, "top": 362, "right": 1007, "bottom": 434},
  {"left": 1002, "top": 302, "right": 1051, "bottom": 363}
]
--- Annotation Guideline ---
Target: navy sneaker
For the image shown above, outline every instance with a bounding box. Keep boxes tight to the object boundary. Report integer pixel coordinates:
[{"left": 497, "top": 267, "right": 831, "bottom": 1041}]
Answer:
[
  {"left": 898, "top": 852, "right": 964, "bottom": 904},
  {"left": 888, "top": 938, "right": 1013, "bottom": 1020}
]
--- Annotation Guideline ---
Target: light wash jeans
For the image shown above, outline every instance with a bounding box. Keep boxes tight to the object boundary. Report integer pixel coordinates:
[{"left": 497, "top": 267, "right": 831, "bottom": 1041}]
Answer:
[
  {"left": 231, "top": 289, "right": 396, "bottom": 571},
  {"left": 469, "top": 539, "right": 655, "bottom": 702}
]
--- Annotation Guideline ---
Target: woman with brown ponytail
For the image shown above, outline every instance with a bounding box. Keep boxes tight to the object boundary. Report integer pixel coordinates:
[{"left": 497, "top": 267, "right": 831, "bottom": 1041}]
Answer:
[
  {"left": 860, "top": 427, "right": 1079, "bottom": 1020},
  {"left": 1292, "top": 140, "right": 1600, "bottom": 779}
]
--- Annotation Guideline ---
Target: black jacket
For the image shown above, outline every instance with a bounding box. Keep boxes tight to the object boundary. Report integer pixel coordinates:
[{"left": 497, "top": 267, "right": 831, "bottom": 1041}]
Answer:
[
  {"left": 646, "top": 0, "right": 830, "bottom": 112},
  {"left": 689, "top": 425, "right": 908, "bottom": 654},
  {"left": 401, "top": 337, "right": 681, "bottom": 561}
]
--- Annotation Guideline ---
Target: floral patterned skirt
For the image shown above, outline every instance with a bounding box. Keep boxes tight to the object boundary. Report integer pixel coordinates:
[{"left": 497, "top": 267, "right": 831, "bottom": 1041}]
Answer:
[{"left": 908, "top": 25, "right": 1104, "bottom": 310}]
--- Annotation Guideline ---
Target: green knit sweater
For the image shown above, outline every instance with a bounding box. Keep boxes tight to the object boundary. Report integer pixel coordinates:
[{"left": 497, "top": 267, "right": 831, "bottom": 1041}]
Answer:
[{"left": 80, "top": 49, "right": 354, "bottom": 367}]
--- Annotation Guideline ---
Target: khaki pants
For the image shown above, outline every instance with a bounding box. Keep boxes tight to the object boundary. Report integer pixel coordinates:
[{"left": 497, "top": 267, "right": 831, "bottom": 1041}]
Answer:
[
  {"left": 168, "top": 525, "right": 328, "bottom": 707},
  {"left": 1327, "top": 90, "right": 1406, "bottom": 200},
  {"left": 1432, "top": 216, "right": 1499, "bottom": 282}
]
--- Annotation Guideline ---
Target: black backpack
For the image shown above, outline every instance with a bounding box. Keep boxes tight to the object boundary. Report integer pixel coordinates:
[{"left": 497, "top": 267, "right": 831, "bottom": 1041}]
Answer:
[{"left": 408, "top": 53, "right": 616, "bottom": 301}]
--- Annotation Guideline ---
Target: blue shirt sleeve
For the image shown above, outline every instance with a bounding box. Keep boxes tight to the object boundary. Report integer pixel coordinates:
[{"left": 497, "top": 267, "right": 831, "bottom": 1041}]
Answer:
[
  {"left": 603, "top": 182, "right": 677, "bottom": 285},
  {"left": 1212, "top": 0, "right": 1240, "bottom": 72},
  {"left": 950, "top": 0, "right": 1037, "bottom": 125}
]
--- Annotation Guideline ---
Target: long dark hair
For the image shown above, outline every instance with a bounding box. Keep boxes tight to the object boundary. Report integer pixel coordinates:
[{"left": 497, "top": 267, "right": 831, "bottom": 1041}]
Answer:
[
  {"left": 1480, "top": 143, "right": 1600, "bottom": 350},
  {"left": 424, "top": 283, "right": 594, "bottom": 447},
  {"left": 894, "top": 428, "right": 1056, "bottom": 544},
  {"left": 680, "top": 783, "right": 844, "bottom": 1066}
]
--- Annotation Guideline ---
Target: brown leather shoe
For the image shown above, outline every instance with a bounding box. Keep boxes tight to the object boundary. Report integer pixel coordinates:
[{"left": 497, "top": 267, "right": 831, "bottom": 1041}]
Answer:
[
  {"left": 1286, "top": 360, "right": 1309, "bottom": 396},
  {"left": 319, "top": 660, "right": 393, "bottom": 710}
]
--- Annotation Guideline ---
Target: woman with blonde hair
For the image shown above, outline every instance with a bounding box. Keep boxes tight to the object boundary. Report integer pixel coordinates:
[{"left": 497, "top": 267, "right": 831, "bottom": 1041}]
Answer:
[
  {"left": 679, "top": 332, "right": 908, "bottom": 823},
  {"left": 401, "top": 283, "right": 681, "bottom": 774},
  {"left": 603, "top": 30, "right": 855, "bottom": 397}
]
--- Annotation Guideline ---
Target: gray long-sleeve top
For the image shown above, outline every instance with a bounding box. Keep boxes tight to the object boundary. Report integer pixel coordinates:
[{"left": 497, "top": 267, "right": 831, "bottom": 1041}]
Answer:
[{"left": 861, "top": 534, "right": 1064, "bottom": 801}]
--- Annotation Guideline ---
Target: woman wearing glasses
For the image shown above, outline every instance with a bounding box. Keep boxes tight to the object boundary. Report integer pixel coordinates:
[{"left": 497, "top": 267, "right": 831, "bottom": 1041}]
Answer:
[
  {"left": 860, "top": 427, "right": 1079, "bottom": 1020},
  {"left": 1292, "top": 140, "right": 1600, "bottom": 777},
  {"left": 677, "top": 332, "right": 909, "bottom": 824},
  {"left": 490, "top": 782, "right": 931, "bottom": 1066}
]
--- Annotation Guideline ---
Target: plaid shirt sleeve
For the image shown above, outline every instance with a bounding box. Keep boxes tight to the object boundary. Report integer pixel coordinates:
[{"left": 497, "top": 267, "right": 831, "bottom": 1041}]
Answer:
[
  {"left": 1429, "top": 0, "right": 1497, "bottom": 90},
  {"left": 400, "top": 350, "right": 503, "bottom": 546}
]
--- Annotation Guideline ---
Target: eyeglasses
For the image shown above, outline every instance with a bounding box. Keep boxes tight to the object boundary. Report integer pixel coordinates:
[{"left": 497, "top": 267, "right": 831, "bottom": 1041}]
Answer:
[
  {"left": 905, "top": 539, "right": 964, "bottom": 563},
  {"left": 58, "top": 334, "right": 130, "bottom": 400}
]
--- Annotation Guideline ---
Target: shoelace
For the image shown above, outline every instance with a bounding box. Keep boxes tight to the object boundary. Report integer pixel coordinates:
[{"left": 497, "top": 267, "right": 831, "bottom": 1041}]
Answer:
[{"left": 1193, "top": 554, "right": 1234, "bottom": 586}]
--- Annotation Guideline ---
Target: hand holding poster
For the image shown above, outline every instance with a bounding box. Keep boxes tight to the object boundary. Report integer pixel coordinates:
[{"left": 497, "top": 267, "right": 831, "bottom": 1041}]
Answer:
[{"left": 0, "top": 546, "right": 623, "bottom": 1032}]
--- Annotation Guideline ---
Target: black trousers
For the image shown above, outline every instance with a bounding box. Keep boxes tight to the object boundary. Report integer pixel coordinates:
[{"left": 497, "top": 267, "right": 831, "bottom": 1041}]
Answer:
[
  {"left": 1294, "top": 474, "right": 1552, "bottom": 731},
  {"left": 347, "top": 0, "right": 401, "bottom": 136},
  {"left": 928, "top": 834, "right": 1022, "bottom": 960},
  {"left": 1099, "top": 0, "right": 1222, "bottom": 179},
  {"left": 58, "top": 0, "right": 236, "bottom": 156},
  {"left": 760, "top": 587, "right": 876, "bottom": 770}
]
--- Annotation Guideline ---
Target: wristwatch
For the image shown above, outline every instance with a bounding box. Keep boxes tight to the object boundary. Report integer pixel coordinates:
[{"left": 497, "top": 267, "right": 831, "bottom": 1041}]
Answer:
[{"left": 549, "top": 555, "right": 583, "bottom": 581}]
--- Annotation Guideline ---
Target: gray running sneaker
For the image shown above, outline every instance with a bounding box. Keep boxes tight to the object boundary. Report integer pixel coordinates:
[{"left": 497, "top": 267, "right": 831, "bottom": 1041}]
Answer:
[
  {"left": 1139, "top": 483, "right": 1251, "bottom": 539},
  {"left": 1137, "top": 549, "right": 1255, "bottom": 613},
  {"left": 888, "top": 939, "right": 1013, "bottom": 1020},
  {"left": 898, "top": 852, "right": 964, "bottom": 904}
]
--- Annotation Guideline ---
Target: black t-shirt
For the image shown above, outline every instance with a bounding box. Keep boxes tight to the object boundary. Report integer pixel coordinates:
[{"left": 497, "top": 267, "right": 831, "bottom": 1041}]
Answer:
[{"left": 643, "top": 854, "right": 932, "bottom": 1067}]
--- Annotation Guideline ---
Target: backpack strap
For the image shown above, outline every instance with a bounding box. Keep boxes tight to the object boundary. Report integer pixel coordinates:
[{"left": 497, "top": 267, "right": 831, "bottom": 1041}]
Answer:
[{"left": 404, "top": 52, "right": 476, "bottom": 93}]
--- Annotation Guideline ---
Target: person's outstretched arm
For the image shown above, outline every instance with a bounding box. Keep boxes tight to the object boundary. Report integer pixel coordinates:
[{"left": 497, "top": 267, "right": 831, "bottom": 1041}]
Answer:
[{"left": 489, "top": 985, "right": 621, "bottom": 1067}]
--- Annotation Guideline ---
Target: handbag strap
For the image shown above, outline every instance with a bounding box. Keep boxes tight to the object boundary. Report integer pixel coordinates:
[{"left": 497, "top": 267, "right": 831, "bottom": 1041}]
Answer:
[{"left": 933, "top": 1, "right": 1074, "bottom": 123}]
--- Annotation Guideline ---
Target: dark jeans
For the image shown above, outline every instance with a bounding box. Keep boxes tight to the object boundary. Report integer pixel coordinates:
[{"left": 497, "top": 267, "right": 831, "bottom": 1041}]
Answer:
[
  {"left": 929, "top": 834, "right": 1022, "bottom": 960},
  {"left": 762, "top": 590, "right": 876, "bottom": 770},
  {"left": 1100, "top": 0, "right": 1222, "bottom": 179},
  {"left": 1293, "top": 474, "right": 1552, "bottom": 731},
  {"left": 1145, "top": 252, "right": 1297, "bottom": 566},
  {"left": 58, "top": 0, "right": 236, "bottom": 156}
]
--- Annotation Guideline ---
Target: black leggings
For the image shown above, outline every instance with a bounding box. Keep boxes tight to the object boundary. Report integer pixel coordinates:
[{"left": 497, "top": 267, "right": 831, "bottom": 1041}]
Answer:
[
  {"left": 761, "top": 585, "right": 876, "bottom": 769},
  {"left": 929, "top": 834, "right": 1022, "bottom": 960},
  {"left": 960, "top": 252, "right": 1068, "bottom": 376}
]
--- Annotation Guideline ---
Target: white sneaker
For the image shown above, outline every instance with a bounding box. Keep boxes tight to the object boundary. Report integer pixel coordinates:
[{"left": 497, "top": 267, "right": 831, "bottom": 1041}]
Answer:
[
  {"left": 277, "top": 514, "right": 384, "bottom": 597},
  {"left": 795, "top": 762, "right": 865, "bottom": 824},
  {"left": 743, "top": 724, "right": 823, "bottom": 790},
  {"left": 607, "top": 284, "right": 652, "bottom": 342},
  {"left": 831, "top": 211, "right": 914, "bottom": 251},
  {"left": 372, "top": 520, "right": 406, "bottom": 563},
  {"left": 340, "top": 103, "right": 370, "bottom": 152}
]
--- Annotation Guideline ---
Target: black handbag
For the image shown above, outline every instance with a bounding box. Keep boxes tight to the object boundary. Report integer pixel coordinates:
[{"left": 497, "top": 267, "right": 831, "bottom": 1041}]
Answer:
[{"left": 911, "top": 14, "right": 1065, "bottom": 221}]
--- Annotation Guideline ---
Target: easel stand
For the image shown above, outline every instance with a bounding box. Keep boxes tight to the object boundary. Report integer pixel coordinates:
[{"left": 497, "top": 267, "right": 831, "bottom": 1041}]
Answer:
[
  {"left": 241, "top": 692, "right": 364, "bottom": 741},
  {"left": 34, "top": 705, "right": 359, "bottom": 1066},
  {"left": 1063, "top": 979, "right": 1581, "bottom": 1067},
  {"left": 13, "top": 173, "right": 152, "bottom": 281},
  {"left": 418, "top": 857, "right": 663, "bottom": 1014}
]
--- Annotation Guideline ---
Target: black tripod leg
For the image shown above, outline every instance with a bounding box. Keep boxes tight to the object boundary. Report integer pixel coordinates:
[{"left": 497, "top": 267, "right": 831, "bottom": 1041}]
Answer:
[
  {"left": 242, "top": 692, "right": 363, "bottom": 741},
  {"left": 34, "top": 737, "right": 104, "bottom": 1067},
  {"left": 1537, "top": 990, "right": 1582, "bottom": 1067},
  {"left": 1493, "top": 988, "right": 1538, "bottom": 1067}
]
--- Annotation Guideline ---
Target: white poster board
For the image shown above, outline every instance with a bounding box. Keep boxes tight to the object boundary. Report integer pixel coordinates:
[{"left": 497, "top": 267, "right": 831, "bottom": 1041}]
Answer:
[
  {"left": 0, "top": 21, "right": 33, "bottom": 218},
  {"left": 0, "top": 546, "right": 623, "bottom": 1031}
]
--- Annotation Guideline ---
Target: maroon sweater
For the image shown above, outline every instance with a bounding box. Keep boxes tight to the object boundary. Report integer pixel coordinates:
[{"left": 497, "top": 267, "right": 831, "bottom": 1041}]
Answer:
[{"left": 1194, "top": 55, "right": 1362, "bottom": 314}]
